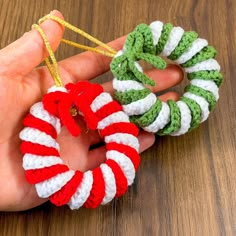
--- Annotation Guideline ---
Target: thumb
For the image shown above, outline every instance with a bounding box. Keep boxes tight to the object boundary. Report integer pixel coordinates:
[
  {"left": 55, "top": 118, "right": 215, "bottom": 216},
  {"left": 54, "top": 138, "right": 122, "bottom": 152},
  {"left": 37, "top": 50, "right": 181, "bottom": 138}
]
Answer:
[{"left": 0, "top": 10, "right": 64, "bottom": 78}]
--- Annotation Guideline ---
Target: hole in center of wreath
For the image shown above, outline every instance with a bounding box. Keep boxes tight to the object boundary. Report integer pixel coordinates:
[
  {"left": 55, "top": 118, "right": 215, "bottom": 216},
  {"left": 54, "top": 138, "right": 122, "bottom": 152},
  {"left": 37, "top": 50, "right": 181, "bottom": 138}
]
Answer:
[{"left": 57, "top": 114, "right": 106, "bottom": 172}]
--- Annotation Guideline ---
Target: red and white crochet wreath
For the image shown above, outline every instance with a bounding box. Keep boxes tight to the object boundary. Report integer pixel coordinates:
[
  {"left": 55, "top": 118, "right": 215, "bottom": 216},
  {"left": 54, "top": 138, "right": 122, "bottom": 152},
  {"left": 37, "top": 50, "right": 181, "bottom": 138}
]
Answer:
[{"left": 19, "top": 81, "right": 140, "bottom": 209}]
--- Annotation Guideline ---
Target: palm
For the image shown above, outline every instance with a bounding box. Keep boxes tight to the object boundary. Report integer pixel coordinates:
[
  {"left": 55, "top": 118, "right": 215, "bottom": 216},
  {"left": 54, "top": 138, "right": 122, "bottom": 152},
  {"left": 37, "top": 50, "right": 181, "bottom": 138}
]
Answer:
[
  {"left": 0, "top": 67, "right": 108, "bottom": 211},
  {"left": 0, "top": 11, "right": 183, "bottom": 211},
  {"left": 0, "top": 76, "right": 50, "bottom": 211}
]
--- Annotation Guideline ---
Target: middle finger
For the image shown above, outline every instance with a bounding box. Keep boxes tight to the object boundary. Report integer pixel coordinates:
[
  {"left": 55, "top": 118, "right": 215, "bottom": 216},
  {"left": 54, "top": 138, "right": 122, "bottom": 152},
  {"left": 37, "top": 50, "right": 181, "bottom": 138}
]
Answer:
[{"left": 102, "top": 64, "right": 183, "bottom": 94}]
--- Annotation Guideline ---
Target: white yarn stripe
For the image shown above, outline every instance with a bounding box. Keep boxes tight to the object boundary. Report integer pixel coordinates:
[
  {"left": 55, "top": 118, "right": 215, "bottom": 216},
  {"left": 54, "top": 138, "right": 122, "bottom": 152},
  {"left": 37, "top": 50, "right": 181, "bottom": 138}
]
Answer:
[
  {"left": 122, "top": 93, "right": 157, "bottom": 116},
  {"left": 134, "top": 61, "right": 143, "bottom": 72},
  {"left": 97, "top": 111, "right": 129, "bottom": 129},
  {"left": 30, "top": 102, "right": 61, "bottom": 134},
  {"left": 149, "top": 21, "right": 164, "bottom": 45},
  {"left": 161, "top": 26, "right": 185, "bottom": 57},
  {"left": 184, "top": 92, "right": 210, "bottom": 122},
  {"left": 48, "top": 86, "right": 68, "bottom": 93},
  {"left": 113, "top": 78, "right": 145, "bottom": 92},
  {"left": 115, "top": 49, "right": 125, "bottom": 58},
  {"left": 171, "top": 101, "right": 192, "bottom": 136},
  {"left": 100, "top": 164, "right": 116, "bottom": 205},
  {"left": 20, "top": 127, "right": 59, "bottom": 150},
  {"left": 175, "top": 38, "right": 208, "bottom": 64},
  {"left": 184, "top": 59, "right": 220, "bottom": 73},
  {"left": 106, "top": 150, "right": 135, "bottom": 185},
  {"left": 144, "top": 102, "right": 171, "bottom": 133},
  {"left": 35, "top": 170, "right": 75, "bottom": 198},
  {"left": 190, "top": 79, "right": 219, "bottom": 100},
  {"left": 23, "top": 154, "right": 63, "bottom": 170},
  {"left": 105, "top": 133, "right": 139, "bottom": 152},
  {"left": 68, "top": 171, "right": 93, "bottom": 210},
  {"left": 90, "top": 92, "right": 113, "bottom": 112}
]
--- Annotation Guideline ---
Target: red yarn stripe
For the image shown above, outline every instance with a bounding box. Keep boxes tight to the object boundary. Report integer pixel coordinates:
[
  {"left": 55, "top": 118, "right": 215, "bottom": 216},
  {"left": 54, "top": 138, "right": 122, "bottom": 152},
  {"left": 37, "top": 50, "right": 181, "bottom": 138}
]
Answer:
[
  {"left": 25, "top": 164, "right": 69, "bottom": 184},
  {"left": 100, "top": 122, "right": 139, "bottom": 138},
  {"left": 20, "top": 141, "right": 60, "bottom": 156},
  {"left": 57, "top": 98, "right": 81, "bottom": 137},
  {"left": 83, "top": 167, "right": 105, "bottom": 208},
  {"left": 43, "top": 92, "right": 81, "bottom": 137},
  {"left": 23, "top": 114, "right": 57, "bottom": 139},
  {"left": 67, "top": 82, "right": 104, "bottom": 130},
  {"left": 106, "top": 142, "right": 140, "bottom": 171},
  {"left": 83, "top": 84, "right": 103, "bottom": 103},
  {"left": 42, "top": 91, "right": 67, "bottom": 117},
  {"left": 50, "top": 170, "right": 84, "bottom": 206},
  {"left": 105, "top": 159, "right": 128, "bottom": 197},
  {"left": 94, "top": 101, "right": 122, "bottom": 121},
  {"left": 67, "top": 82, "right": 103, "bottom": 108}
]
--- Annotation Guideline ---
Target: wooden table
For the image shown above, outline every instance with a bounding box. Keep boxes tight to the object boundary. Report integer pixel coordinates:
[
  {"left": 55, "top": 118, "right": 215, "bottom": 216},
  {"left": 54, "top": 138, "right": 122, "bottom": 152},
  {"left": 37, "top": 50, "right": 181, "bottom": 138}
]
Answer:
[{"left": 0, "top": 0, "right": 235, "bottom": 235}]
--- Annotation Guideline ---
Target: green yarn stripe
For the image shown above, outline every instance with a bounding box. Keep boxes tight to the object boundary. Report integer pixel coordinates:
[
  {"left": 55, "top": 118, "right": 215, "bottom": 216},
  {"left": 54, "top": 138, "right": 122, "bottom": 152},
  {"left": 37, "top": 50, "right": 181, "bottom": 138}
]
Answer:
[
  {"left": 110, "top": 55, "right": 128, "bottom": 78},
  {"left": 185, "top": 85, "right": 217, "bottom": 111},
  {"left": 134, "top": 24, "right": 156, "bottom": 54},
  {"left": 168, "top": 31, "right": 198, "bottom": 60},
  {"left": 156, "top": 23, "right": 173, "bottom": 55},
  {"left": 114, "top": 88, "right": 150, "bottom": 105},
  {"left": 180, "top": 97, "right": 201, "bottom": 130},
  {"left": 115, "top": 72, "right": 141, "bottom": 81},
  {"left": 188, "top": 71, "right": 223, "bottom": 87},
  {"left": 130, "top": 99, "right": 162, "bottom": 127},
  {"left": 158, "top": 100, "right": 181, "bottom": 135},
  {"left": 181, "top": 46, "right": 217, "bottom": 68},
  {"left": 138, "top": 53, "right": 166, "bottom": 69},
  {"left": 129, "top": 61, "right": 156, "bottom": 86}
]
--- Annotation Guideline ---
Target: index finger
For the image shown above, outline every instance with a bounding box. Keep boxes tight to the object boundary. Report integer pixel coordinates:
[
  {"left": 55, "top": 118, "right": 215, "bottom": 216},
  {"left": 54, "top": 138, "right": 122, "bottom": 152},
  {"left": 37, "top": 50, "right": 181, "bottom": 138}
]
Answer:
[{"left": 58, "top": 36, "right": 126, "bottom": 83}]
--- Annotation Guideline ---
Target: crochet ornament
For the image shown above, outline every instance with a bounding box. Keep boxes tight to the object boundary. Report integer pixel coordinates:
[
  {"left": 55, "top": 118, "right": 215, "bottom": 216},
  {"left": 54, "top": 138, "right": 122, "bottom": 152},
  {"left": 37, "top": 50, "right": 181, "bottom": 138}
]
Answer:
[
  {"left": 20, "top": 81, "right": 140, "bottom": 209},
  {"left": 110, "top": 21, "right": 223, "bottom": 135},
  {"left": 19, "top": 24, "right": 141, "bottom": 209}
]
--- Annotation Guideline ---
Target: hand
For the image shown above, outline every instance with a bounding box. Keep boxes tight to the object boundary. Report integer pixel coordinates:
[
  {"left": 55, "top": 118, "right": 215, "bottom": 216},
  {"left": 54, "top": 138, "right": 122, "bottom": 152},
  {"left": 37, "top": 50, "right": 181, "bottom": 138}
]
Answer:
[{"left": 0, "top": 10, "right": 183, "bottom": 211}]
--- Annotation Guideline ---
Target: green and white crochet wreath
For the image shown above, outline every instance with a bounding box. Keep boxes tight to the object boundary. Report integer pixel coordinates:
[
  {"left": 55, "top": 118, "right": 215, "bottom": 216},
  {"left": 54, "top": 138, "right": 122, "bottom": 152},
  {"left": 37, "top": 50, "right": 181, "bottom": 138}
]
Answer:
[{"left": 110, "top": 21, "right": 223, "bottom": 136}]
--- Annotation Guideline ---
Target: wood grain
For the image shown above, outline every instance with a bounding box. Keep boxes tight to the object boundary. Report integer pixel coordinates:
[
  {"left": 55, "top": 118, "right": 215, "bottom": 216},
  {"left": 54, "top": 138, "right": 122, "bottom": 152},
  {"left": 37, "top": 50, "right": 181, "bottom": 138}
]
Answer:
[{"left": 0, "top": 0, "right": 235, "bottom": 235}]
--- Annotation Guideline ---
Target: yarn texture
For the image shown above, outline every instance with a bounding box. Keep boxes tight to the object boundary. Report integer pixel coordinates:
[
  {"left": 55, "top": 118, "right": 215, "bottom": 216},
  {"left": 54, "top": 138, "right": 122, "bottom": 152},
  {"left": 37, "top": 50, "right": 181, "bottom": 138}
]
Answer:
[
  {"left": 19, "top": 81, "right": 140, "bottom": 209},
  {"left": 110, "top": 21, "right": 223, "bottom": 135}
]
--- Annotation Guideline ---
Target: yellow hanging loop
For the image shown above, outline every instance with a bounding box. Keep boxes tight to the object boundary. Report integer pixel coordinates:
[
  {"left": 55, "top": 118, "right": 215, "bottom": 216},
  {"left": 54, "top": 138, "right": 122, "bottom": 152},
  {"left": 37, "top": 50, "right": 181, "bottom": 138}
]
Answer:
[
  {"left": 39, "top": 14, "right": 117, "bottom": 56},
  {"left": 61, "top": 39, "right": 116, "bottom": 57},
  {"left": 32, "top": 24, "right": 63, "bottom": 87}
]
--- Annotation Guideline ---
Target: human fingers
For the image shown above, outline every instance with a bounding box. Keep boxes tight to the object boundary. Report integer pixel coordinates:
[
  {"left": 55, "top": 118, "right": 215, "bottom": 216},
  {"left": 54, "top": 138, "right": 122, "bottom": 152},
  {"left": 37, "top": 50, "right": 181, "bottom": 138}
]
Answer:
[
  {"left": 70, "top": 91, "right": 180, "bottom": 150},
  {"left": 74, "top": 91, "right": 180, "bottom": 149},
  {"left": 37, "top": 62, "right": 183, "bottom": 95},
  {"left": 158, "top": 91, "right": 180, "bottom": 101},
  {"left": 84, "top": 131, "right": 155, "bottom": 171},
  {"left": 58, "top": 36, "right": 126, "bottom": 83},
  {"left": 0, "top": 10, "right": 64, "bottom": 79},
  {"left": 145, "top": 64, "right": 183, "bottom": 92},
  {"left": 57, "top": 92, "right": 179, "bottom": 172},
  {"left": 102, "top": 64, "right": 183, "bottom": 94},
  {"left": 58, "top": 30, "right": 183, "bottom": 85}
]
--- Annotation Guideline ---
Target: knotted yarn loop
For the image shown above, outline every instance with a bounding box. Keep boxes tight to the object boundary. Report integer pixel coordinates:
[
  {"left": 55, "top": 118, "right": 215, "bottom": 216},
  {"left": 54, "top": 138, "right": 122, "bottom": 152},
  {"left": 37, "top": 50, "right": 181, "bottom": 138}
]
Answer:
[
  {"left": 42, "top": 90, "right": 81, "bottom": 137},
  {"left": 110, "top": 24, "right": 166, "bottom": 86},
  {"left": 66, "top": 81, "right": 103, "bottom": 130}
]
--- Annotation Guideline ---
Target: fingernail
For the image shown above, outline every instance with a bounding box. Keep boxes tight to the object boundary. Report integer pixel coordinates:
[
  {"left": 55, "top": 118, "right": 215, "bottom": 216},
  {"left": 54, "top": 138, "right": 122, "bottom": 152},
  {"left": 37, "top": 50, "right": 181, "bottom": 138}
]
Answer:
[{"left": 50, "top": 10, "right": 57, "bottom": 15}]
